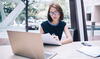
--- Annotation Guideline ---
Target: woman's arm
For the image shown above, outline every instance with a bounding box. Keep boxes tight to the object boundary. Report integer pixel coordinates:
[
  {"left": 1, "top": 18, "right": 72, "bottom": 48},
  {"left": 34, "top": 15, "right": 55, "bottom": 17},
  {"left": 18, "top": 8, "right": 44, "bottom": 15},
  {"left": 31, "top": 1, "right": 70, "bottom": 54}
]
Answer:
[
  {"left": 60, "top": 26, "right": 73, "bottom": 44},
  {"left": 40, "top": 26, "right": 44, "bottom": 34}
]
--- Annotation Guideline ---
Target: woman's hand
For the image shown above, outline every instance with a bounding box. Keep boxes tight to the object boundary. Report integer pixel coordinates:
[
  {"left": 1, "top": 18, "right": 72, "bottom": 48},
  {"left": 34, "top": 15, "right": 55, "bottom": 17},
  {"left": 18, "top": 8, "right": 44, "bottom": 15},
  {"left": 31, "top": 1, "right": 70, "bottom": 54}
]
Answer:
[{"left": 51, "top": 34, "right": 59, "bottom": 41}]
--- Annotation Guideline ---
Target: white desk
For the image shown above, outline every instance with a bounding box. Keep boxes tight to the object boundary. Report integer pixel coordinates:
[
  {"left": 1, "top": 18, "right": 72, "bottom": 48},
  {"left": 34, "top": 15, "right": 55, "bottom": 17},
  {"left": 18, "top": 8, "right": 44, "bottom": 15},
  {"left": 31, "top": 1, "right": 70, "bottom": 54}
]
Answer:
[{"left": 0, "top": 41, "right": 100, "bottom": 59}]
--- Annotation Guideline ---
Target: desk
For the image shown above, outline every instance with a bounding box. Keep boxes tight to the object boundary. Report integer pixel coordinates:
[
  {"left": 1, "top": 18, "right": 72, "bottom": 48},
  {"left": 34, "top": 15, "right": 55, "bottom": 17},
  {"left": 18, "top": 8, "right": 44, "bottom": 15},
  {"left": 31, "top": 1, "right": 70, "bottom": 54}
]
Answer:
[{"left": 0, "top": 41, "right": 100, "bottom": 59}]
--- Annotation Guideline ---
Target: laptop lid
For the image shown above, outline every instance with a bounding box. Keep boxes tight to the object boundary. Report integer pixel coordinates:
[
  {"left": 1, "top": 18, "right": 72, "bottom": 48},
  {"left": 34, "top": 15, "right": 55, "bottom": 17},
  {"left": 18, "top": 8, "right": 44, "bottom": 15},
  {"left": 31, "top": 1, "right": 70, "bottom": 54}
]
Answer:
[{"left": 7, "top": 31, "right": 44, "bottom": 59}]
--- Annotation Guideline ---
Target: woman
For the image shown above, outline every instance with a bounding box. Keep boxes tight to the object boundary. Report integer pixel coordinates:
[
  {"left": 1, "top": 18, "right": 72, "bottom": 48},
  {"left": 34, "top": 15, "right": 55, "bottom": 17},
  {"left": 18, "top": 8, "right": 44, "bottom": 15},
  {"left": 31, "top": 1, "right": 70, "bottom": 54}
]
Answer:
[{"left": 40, "top": 3, "right": 73, "bottom": 44}]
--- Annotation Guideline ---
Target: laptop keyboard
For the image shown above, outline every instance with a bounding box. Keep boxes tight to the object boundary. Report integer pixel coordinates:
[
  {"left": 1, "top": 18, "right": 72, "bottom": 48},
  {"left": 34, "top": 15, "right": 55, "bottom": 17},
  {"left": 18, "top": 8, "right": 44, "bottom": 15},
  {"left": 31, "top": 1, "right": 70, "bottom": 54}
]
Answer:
[{"left": 44, "top": 51, "right": 57, "bottom": 59}]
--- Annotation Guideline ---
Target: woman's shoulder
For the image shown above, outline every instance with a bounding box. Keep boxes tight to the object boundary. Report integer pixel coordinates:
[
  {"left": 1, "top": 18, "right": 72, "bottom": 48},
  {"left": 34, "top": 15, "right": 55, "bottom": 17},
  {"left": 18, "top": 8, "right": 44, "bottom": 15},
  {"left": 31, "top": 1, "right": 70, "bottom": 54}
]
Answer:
[
  {"left": 59, "top": 21, "right": 66, "bottom": 25},
  {"left": 41, "top": 20, "right": 48, "bottom": 25}
]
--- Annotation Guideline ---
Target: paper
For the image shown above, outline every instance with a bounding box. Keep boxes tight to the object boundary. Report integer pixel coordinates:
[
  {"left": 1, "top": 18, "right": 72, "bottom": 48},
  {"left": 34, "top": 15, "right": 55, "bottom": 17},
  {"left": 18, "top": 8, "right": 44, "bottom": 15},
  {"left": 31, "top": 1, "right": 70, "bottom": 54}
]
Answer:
[
  {"left": 42, "top": 33, "right": 61, "bottom": 45},
  {"left": 77, "top": 46, "right": 100, "bottom": 57}
]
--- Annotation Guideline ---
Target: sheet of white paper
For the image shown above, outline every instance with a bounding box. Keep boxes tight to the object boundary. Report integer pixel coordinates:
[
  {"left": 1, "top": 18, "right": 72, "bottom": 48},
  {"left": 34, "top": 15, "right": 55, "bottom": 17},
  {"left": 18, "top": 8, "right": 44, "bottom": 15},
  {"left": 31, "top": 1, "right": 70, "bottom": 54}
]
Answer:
[
  {"left": 42, "top": 33, "right": 61, "bottom": 45},
  {"left": 77, "top": 46, "right": 100, "bottom": 57}
]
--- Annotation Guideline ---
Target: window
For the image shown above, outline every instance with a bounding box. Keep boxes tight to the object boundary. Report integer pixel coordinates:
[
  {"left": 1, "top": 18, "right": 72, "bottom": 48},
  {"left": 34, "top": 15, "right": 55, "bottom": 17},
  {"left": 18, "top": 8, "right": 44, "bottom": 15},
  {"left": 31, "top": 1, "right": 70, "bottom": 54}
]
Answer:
[
  {"left": 83, "top": 0, "right": 100, "bottom": 40},
  {"left": 0, "top": 0, "right": 71, "bottom": 38},
  {"left": 27, "top": 0, "right": 71, "bottom": 30}
]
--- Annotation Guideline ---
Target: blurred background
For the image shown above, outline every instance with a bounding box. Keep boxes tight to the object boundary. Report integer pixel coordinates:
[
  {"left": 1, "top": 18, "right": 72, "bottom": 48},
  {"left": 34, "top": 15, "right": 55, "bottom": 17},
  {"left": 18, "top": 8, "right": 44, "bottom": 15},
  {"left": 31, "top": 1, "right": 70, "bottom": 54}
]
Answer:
[{"left": 0, "top": 0, "right": 100, "bottom": 41}]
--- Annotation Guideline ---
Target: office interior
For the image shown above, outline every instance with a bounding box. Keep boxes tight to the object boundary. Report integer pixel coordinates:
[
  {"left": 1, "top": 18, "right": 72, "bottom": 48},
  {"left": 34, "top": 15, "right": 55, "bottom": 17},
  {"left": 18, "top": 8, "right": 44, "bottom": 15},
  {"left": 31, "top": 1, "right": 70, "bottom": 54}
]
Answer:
[
  {"left": 0, "top": 0, "right": 100, "bottom": 42},
  {"left": 0, "top": 0, "right": 100, "bottom": 59}
]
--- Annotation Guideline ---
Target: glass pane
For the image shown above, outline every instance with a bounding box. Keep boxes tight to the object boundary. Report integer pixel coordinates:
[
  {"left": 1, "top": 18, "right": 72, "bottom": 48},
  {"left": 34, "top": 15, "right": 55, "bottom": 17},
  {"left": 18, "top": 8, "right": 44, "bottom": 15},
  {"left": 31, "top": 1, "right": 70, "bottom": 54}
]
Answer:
[
  {"left": 83, "top": 0, "right": 100, "bottom": 40},
  {"left": 0, "top": 2, "right": 16, "bottom": 23},
  {"left": 0, "top": 0, "right": 71, "bottom": 38},
  {"left": 0, "top": 1, "right": 17, "bottom": 38},
  {"left": 26, "top": 0, "right": 71, "bottom": 31}
]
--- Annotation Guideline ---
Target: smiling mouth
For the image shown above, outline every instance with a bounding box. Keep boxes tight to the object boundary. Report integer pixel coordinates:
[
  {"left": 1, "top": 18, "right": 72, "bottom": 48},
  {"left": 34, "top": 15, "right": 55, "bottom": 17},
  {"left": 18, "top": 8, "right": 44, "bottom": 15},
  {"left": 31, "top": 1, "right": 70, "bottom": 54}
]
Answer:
[{"left": 53, "top": 17, "right": 57, "bottom": 19}]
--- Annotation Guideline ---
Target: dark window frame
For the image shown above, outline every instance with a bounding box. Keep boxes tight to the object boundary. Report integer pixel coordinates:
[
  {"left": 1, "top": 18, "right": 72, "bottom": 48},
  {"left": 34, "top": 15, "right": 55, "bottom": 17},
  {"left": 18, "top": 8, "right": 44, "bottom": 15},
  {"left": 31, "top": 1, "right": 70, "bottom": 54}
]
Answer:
[{"left": 69, "top": 0, "right": 88, "bottom": 41}]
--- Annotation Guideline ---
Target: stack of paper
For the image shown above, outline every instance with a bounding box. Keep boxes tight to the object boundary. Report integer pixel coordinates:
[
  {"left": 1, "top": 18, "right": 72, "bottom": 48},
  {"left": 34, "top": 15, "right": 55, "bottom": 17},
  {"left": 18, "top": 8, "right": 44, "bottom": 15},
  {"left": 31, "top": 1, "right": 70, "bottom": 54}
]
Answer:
[
  {"left": 42, "top": 33, "right": 61, "bottom": 45},
  {"left": 77, "top": 46, "right": 100, "bottom": 57}
]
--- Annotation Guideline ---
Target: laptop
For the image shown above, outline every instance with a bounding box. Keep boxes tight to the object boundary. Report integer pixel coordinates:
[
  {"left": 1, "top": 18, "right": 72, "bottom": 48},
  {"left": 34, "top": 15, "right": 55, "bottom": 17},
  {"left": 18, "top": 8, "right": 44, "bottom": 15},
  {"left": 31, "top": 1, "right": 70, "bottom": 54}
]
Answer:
[{"left": 7, "top": 31, "right": 57, "bottom": 59}]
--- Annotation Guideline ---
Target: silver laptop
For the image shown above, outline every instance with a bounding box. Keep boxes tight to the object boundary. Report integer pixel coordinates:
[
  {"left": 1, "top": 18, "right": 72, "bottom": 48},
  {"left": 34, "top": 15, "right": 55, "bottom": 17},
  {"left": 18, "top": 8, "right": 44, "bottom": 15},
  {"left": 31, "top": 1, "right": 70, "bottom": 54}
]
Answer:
[{"left": 7, "top": 31, "right": 57, "bottom": 59}]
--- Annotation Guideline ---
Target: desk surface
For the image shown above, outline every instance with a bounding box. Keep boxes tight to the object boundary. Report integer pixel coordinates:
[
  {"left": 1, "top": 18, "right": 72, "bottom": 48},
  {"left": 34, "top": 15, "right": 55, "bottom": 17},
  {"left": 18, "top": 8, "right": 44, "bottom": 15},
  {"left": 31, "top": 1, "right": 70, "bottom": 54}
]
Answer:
[{"left": 0, "top": 41, "right": 100, "bottom": 59}]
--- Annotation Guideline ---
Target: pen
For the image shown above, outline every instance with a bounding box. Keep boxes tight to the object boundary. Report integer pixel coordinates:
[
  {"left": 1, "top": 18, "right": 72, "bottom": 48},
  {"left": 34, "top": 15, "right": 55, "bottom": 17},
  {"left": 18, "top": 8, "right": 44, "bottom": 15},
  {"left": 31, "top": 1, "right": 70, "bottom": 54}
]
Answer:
[{"left": 81, "top": 42, "right": 92, "bottom": 46}]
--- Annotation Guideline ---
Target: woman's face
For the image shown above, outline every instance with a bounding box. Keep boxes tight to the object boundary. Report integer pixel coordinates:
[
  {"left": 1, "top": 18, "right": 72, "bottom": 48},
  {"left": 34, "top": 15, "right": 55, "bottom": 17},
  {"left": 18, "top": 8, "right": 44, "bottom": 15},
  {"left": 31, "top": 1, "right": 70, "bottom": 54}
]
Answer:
[{"left": 49, "top": 7, "right": 60, "bottom": 22}]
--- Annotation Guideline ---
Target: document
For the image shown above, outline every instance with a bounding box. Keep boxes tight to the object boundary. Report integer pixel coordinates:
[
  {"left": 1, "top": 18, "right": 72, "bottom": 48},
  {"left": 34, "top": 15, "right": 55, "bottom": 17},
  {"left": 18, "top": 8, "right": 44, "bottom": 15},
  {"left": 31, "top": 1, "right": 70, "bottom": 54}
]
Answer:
[
  {"left": 42, "top": 33, "right": 62, "bottom": 45},
  {"left": 77, "top": 46, "right": 100, "bottom": 57}
]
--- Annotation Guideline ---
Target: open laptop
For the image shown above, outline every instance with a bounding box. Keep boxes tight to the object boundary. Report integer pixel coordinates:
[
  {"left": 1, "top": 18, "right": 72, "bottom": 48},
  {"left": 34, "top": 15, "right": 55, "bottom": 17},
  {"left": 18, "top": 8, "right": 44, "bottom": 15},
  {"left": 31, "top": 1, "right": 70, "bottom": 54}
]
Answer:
[{"left": 7, "top": 31, "right": 57, "bottom": 59}]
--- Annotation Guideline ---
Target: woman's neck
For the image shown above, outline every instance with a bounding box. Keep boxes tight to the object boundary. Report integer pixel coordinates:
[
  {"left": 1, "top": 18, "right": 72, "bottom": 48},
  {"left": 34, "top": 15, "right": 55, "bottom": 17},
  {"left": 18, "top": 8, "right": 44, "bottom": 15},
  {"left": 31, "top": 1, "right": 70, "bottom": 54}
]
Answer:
[{"left": 51, "top": 20, "right": 59, "bottom": 24}]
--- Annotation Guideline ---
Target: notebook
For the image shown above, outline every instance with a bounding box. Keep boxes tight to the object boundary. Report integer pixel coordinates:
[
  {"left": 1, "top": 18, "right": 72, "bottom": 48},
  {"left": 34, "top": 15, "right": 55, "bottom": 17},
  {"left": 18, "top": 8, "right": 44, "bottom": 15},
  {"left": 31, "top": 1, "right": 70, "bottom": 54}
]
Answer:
[{"left": 42, "top": 33, "right": 62, "bottom": 45}]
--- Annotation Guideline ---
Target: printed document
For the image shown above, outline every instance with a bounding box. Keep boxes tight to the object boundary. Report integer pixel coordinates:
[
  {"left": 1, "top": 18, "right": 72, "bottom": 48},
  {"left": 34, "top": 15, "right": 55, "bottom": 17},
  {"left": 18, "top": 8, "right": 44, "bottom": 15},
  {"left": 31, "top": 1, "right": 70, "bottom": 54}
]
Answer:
[{"left": 42, "top": 33, "right": 61, "bottom": 45}]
